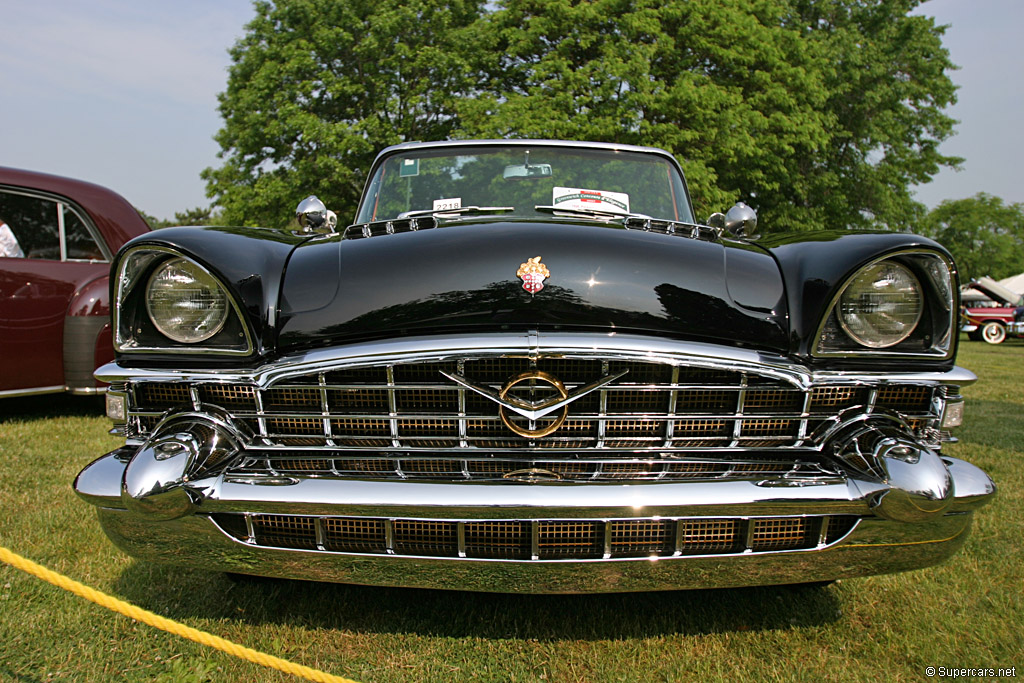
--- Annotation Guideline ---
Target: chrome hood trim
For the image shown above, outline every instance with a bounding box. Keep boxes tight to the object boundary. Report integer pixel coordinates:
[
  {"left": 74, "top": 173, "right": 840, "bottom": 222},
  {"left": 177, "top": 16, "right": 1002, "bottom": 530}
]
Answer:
[{"left": 96, "top": 331, "right": 977, "bottom": 389}]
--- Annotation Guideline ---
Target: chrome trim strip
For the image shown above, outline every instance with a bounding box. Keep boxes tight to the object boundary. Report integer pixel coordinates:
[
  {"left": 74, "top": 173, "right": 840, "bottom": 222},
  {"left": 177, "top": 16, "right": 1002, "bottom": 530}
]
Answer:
[
  {"left": 0, "top": 385, "right": 67, "bottom": 398},
  {"left": 57, "top": 201, "right": 67, "bottom": 261},
  {"left": 77, "top": 447, "right": 993, "bottom": 519},
  {"left": 96, "top": 332, "right": 976, "bottom": 388},
  {"left": 68, "top": 386, "right": 106, "bottom": 396}
]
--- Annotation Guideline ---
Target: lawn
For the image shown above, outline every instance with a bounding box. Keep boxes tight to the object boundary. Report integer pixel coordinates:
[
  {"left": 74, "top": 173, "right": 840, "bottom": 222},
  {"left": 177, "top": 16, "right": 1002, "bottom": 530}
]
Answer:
[{"left": 1, "top": 337, "right": 1021, "bottom": 682}]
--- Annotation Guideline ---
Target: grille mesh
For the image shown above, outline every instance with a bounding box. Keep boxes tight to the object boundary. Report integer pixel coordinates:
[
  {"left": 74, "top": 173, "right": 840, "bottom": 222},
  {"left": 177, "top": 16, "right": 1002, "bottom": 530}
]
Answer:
[{"left": 214, "top": 514, "right": 854, "bottom": 560}]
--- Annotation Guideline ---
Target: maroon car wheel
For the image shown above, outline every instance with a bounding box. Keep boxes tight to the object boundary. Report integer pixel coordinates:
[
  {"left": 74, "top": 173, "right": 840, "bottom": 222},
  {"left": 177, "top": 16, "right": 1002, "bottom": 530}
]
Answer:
[{"left": 981, "top": 321, "right": 1006, "bottom": 344}]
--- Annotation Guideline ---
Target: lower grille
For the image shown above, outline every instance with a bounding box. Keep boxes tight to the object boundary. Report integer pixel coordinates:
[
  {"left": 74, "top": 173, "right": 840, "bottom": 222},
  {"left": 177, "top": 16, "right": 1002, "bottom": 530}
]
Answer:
[{"left": 213, "top": 514, "right": 858, "bottom": 560}]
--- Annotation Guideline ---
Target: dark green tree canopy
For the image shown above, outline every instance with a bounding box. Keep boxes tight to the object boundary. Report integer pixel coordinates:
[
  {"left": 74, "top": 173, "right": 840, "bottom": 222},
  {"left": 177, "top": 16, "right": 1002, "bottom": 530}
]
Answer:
[
  {"left": 919, "top": 194, "right": 1024, "bottom": 282},
  {"left": 204, "top": 0, "right": 480, "bottom": 227},
  {"left": 206, "top": 0, "right": 961, "bottom": 232}
]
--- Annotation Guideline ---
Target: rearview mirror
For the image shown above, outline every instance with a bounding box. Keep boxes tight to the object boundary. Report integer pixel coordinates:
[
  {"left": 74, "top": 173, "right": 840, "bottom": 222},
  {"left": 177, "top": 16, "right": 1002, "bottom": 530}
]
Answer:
[{"left": 503, "top": 163, "right": 553, "bottom": 180}]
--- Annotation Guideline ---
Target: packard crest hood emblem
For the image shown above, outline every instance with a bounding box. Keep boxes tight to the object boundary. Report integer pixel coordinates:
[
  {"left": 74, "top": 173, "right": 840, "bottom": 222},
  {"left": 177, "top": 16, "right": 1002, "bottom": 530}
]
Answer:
[{"left": 517, "top": 256, "right": 550, "bottom": 294}]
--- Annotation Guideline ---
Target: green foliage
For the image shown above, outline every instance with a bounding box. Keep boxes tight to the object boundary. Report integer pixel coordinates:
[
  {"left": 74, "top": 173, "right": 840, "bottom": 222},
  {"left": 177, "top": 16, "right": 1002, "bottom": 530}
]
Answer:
[
  {"left": 205, "top": 0, "right": 960, "bottom": 232},
  {"left": 458, "top": 0, "right": 834, "bottom": 227},
  {"left": 137, "top": 207, "right": 218, "bottom": 229},
  {"left": 203, "top": 0, "right": 480, "bottom": 229},
  {"left": 919, "top": 193, "right": 1024, "bottom": 281}
]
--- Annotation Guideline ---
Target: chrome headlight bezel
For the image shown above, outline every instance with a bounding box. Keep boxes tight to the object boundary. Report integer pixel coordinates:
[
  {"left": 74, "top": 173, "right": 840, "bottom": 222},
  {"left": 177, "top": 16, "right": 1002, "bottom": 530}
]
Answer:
[
  {"left": 814, "top": 250, "right": 957, "bottom": 359},
  {"left": 113, "top": 246, "right": 254, "bottom": 356}
]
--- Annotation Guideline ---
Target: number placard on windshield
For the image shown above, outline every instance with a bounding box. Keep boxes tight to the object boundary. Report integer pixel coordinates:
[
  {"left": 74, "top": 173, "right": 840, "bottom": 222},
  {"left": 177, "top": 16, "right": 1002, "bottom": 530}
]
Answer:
[
  {"left": 553, "top": 187, "right": 630, "bottom": 214},
  {"left": 433, "top": 197, "right": 462, "bottom": 212}
]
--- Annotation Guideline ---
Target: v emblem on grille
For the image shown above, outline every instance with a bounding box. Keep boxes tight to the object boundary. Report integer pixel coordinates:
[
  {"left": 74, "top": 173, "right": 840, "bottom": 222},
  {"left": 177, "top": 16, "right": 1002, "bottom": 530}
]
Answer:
[{"left": 439, "top": 368, "right": 628, "bottom": 421}]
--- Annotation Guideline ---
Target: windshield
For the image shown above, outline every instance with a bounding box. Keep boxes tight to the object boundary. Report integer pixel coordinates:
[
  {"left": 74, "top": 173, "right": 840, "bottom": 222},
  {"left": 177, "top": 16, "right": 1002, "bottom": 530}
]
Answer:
[{"left": 355, "top": 144, "right": 693, "bottom": 224}]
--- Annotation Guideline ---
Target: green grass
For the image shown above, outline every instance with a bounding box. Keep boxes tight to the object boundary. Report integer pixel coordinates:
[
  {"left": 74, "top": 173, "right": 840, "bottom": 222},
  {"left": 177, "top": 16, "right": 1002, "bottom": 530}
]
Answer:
[{"left": 2, "top": 337, "right": 1021, "bottom": 682}]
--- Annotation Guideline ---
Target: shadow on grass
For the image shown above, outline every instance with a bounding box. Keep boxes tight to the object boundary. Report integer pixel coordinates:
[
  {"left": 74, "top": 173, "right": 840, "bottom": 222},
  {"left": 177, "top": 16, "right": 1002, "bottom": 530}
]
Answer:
[
  {"left": 0, "top": 665, "right": 46, "bottom": 683},
  {"left": 113, "top": 562, "right": 841, "bottom": 639},
  {"left": 0, "top": 393, "right": 105, "bottom": 423}
]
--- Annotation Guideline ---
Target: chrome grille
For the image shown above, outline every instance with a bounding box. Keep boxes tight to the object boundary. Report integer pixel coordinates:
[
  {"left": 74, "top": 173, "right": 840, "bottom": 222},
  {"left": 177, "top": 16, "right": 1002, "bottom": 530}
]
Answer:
[
  {"left": 236, "top": 453, "right": 833, "bottom": 482},
  {"left": 214, "top": 514, "right": 859, "bottom": 560},
  {"left": 127, "top": 357, "right": 941, "bottom": 455}
]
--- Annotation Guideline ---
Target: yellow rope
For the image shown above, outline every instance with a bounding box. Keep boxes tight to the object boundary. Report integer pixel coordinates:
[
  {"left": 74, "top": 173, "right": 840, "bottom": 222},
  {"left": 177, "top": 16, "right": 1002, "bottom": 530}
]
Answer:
[{"left": 0, "top": 546, "right": 358, "bottom": 683}]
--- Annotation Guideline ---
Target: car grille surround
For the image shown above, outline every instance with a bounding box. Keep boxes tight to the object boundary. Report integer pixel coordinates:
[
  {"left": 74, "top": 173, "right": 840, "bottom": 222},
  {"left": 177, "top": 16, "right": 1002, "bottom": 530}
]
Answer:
[
  {"left": 212, "top": 512, "right": 858, "bottom": 560},
  {"left": 125, "top": 351, "right": 944, "bottom": 483}
]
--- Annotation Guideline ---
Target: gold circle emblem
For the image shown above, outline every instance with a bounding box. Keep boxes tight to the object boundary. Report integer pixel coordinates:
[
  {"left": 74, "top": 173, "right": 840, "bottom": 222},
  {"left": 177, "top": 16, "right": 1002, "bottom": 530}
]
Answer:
[{"left": 498, "top": 371, "right": 568, "bottom": 438}]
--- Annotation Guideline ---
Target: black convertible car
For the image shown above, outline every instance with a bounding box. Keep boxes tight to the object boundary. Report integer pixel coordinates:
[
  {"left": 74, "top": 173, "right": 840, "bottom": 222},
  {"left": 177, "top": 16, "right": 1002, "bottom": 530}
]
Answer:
[{"left": 74, "top": 140, "right": 994, "bottom": 592}]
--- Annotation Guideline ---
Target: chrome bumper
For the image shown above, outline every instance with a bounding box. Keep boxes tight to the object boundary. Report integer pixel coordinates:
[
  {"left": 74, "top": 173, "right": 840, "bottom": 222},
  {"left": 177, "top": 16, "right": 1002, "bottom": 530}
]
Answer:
[
  {"left": 75, "top": 448, "right": 994, "bottom": 593},
  {"left": 78, "top": 333, "right": 992, "bottom": 592}
]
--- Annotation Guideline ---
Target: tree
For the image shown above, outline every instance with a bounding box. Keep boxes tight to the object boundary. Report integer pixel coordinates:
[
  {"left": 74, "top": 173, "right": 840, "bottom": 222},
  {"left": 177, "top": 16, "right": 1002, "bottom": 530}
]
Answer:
[
  {"left": 205, "top": 0, "right": 960, "bottom": 232},
  {"left": 787, "top": 0, "right": 962, "bottom": 231},
  {"left": 203, "top": 0, "right": 480, "bottom": 228},
  {"left": 456, "top": 0, "right": 833, "bottom": 226},
  {"left": 136, "top": 206, "right": 216, "bottom": 229},
  {"left": 919, "top": 194, "right": 1024, "bottom": 282},
  {"left": 459, "top": 0, "right": 958, "bottom": 230}
]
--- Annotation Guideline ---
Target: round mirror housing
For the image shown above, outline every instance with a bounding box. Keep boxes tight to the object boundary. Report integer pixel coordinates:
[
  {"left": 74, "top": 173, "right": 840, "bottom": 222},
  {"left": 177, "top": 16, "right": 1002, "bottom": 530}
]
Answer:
[
  {"left": 296, "top": 195, "right": 330, "bottom": 232},
  {"left": 724, "top": 202, "right": 757, "bottom": 238}
]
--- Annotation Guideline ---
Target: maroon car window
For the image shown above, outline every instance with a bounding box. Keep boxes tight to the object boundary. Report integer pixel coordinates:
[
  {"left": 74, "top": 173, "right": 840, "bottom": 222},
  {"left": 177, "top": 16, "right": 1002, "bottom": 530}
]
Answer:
[
  {"left": 63, "top": 204, "right": 104, "bottom": 260},
  {"left": 0, "top": 190, "right": 60, "bottom": 260},
  {"left": 0, "top": 189, "right": 104, "bottom": 261}
]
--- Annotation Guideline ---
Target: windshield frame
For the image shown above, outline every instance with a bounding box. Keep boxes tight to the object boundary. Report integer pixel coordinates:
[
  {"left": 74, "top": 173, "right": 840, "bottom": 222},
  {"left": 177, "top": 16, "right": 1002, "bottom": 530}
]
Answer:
[{"left": 353, "top": 140, "right": 696, "bottom": 225}]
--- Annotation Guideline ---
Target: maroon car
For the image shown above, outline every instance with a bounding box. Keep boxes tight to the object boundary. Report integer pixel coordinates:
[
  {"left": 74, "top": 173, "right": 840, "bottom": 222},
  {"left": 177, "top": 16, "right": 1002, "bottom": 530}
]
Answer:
[
  {"left": 0, "top": 167, "right": 150, "bottom": 397},
  {"left": 962, "top": 276, "right": 1024, "bottom": 344}
]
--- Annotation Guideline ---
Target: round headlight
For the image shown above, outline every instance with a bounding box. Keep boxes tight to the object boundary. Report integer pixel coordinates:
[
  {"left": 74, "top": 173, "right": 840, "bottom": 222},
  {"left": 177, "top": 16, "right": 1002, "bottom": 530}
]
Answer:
[
  {"left": 838, "top": 261, "right": 923, "bottom": 348},
  {"left": 146, "top": 258, "right": 229, "bottom": 343}
]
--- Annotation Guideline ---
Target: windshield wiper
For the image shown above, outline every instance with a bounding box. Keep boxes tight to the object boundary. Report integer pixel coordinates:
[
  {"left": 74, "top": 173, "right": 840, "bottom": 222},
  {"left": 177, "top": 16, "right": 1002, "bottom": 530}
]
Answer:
[
  {"left": 534, "top": 205, "right": 650, "bottom": 221},
  {"left": 396, "top": 206, "right": 515, "bottom": 219}
]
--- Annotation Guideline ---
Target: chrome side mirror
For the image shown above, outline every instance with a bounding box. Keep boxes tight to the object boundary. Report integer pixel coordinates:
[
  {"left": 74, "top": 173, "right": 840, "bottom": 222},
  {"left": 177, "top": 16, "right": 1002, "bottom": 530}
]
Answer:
[
  {"left": 708, "top": 202, "right": 758, "bottom": 238},
  {"left": 724, "top": 201, "right": 757, "bottom": 238},
  {"left": 295, "top": 196, "right": 337, "bottom": 233}
]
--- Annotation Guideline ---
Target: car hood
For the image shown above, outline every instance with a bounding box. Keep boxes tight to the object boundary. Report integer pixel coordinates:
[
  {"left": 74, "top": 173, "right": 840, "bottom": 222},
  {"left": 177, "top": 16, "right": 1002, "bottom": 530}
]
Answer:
[
  {"left": 967, "top": 276, "right": 1023, "bottom": 307},
  {"left": 276, "top": 219, "right": 789, "bottom": 352}
]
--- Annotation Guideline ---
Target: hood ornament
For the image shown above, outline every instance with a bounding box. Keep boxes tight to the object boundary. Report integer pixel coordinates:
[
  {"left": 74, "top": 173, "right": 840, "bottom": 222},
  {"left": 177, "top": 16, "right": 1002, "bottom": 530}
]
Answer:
[{"left": 517, "top": 256, "right": 550, "bottom": 294}]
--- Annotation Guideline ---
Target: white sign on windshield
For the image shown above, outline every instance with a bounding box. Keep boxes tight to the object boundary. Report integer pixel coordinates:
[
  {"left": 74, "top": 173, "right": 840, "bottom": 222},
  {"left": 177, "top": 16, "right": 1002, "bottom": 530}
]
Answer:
[
  {"left": 552, "top": 187, "right": 630, "bottom": 214},
  {"left": 432, "top": 197, "right": 462, "bottom": 212}
]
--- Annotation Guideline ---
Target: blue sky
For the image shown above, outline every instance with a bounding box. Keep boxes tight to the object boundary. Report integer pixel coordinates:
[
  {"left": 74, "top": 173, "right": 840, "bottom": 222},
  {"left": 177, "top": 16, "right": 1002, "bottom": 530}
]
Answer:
[{"left": 1, "top": 0, "right": 1021, "bottom": 220}]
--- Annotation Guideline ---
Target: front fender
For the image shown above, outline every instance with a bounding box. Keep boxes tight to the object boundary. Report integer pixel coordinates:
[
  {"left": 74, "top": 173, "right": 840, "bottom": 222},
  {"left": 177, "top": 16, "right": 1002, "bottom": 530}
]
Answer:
[
  {"left": 113, "top": 226, "right": 313, "bottom": 358},
  {"left": 64, "top": 274, "right": 110, "bottom": 392}
]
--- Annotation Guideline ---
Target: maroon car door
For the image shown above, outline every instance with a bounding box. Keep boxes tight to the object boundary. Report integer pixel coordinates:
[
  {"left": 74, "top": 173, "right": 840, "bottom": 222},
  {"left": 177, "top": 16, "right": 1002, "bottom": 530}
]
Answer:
[{"left": 0, "top": 188, "right": 109, "bottom": 393}]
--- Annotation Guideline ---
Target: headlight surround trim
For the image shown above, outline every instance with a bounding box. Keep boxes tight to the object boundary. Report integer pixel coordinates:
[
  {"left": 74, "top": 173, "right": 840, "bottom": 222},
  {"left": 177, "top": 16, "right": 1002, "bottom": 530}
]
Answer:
[
  {"left": 813, "top": 250, "right": 957, "bottom": 359},
  {"left": 113, "top": 246, "right": 254, "bottom": 356}
]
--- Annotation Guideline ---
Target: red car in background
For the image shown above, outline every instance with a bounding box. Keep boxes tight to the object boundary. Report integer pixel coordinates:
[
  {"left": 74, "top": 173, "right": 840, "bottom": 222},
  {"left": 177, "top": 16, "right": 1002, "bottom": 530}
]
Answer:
[
  {"left": 961, "top": 276, "right": 1024, "bottom": 344},
  {"left": 1, "top": 167, "right": 150, "bottom": 397}
]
